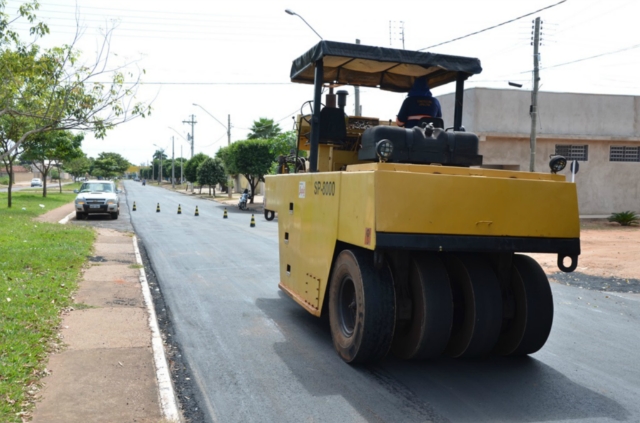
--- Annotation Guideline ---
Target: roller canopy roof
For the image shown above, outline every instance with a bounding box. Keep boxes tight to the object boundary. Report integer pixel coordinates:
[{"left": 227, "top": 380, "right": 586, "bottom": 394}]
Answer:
[{"left": 290, "top": 41, "right": 482, "bottom": 93}]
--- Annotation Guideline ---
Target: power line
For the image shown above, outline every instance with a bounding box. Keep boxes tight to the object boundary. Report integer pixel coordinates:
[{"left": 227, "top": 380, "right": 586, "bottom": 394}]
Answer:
[
  {"left": 517, "top": 42, "right": 640, "bottom": 73},
  {"left": 8, "top": 3, "right": 279, "bottom": 20},
  {"left": 93, "top": 81, "right": 292, "bottom": 85},
  {"left": 418, "top": 0, "right": 567, "bottom": 51}
]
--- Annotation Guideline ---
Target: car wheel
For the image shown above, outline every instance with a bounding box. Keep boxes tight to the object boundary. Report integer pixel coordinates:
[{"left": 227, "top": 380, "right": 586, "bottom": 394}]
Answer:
[
  {"left": 76, "top": 212, "right": 85, "bottom": 220},
  {"left": 111, "top": 212, "right": 119, "bottom": 220}
]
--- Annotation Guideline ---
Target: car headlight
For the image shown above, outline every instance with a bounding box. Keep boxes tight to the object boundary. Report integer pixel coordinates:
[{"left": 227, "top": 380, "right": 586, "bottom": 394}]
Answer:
[
  {"left": 76, "top": 200, "right": 85, "bottom": 205},
  {"left": 106, "top": 199, "right": 116, "bottom": 205}
]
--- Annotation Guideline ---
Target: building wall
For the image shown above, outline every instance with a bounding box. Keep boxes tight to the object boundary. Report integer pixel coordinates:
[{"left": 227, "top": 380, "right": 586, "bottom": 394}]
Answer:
[{"left": 438, "top": 88, "right": 640, "bottom": 215}]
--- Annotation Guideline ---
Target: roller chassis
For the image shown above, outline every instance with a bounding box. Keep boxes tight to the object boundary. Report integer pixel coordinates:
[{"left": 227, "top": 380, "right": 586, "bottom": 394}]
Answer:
[{"left": 265, "top": 41, "right": 580, "bottom": 363}]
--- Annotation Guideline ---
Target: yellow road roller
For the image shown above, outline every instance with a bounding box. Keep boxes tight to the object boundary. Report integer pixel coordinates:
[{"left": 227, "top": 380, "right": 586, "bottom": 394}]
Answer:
[{"left": 264, "top": 41, "right": 580, "bottom": 364}]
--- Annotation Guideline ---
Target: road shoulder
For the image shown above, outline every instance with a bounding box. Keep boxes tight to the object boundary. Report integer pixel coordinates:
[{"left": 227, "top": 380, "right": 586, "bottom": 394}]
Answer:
[{"left": 31, "top": 227, "right": 178, "bottom": 422}]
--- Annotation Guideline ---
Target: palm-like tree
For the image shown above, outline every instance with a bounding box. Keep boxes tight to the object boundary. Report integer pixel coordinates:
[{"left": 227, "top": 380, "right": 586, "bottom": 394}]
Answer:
[
  {"left": 247, "top": 118, "right": 282, "bottom": 139},
  {"left": 153, "top": 149, "right": 167, "bottom": 160}
]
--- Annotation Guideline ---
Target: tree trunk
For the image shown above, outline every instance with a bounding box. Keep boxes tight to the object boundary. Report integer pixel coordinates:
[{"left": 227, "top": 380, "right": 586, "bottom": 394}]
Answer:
[
  {"left": 58, "top": 167, "right": 62, "bottom": 193},
  {"left": 246, "top": 175, "right": 258, "bottom": 204},
  {"left": 7, "top": 161, "right": 13, "bottom": 208},
  {"left": 42, "top": 169, "right": 48, "bottom": 198}
]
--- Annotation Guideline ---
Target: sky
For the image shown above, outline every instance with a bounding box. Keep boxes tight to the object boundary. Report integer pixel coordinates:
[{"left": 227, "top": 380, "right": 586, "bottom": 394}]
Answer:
[{"left": 6, "top": 0, "right": 640, "bottom": 166}]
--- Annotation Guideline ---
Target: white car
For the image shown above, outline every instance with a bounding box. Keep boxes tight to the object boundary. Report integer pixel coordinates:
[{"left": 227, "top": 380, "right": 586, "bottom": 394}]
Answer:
[
  {"left": 30, "top": 178, "right": 43, "bottom": 187},
  {"left": 74, "top": 180, "right": 121, "bottom": 220}
]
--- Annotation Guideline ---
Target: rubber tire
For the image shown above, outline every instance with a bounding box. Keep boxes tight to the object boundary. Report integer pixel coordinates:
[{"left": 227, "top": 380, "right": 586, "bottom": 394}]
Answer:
[
  {"left": 444, "top": 254, "right": 503, "bottom": 358},
  {"left": 76, "top": 212, "right": 85, "bottom": 220},
  {"left": 392, "top": 253, "right": 453, "bottom": 360},
  {"left": 328, "top": 249, "right": 396, "bottom": 364},
  {"left": 264, "top": 209, "right": 275, "bottom": 221},
  {"left": 494, "top": 254, "right": 554, "bottom": 356},
  {"left": 111, "top": 211, "right": 119, "bottom": 220}
]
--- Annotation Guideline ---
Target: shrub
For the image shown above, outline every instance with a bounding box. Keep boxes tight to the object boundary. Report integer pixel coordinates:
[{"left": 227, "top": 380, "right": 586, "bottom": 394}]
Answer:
[
  {"left": 0, "top": 176, "right": 9, "bottom": 185},
  {"left": 608, "top": 211, "right": 639, "bottom": 226}
]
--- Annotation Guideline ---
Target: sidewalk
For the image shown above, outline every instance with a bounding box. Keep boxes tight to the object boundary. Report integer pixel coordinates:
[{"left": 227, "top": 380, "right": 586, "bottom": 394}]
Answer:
[{"left": 30, "top": 205, "right": 179, "bottom": 423}]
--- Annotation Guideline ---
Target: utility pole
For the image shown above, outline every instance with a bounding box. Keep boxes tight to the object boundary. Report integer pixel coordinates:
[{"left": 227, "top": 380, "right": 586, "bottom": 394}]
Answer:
[
  {"left": 180, "top": 145, "right": 183, "bottom": 184},
  {"left": 354, "top": 39, "right": 362, "bottom": 116},
  {"left": 529, "top": 17, "right": 541, "bottom": 172},
  {"left": 183, "top": 114, "right": 197, "bottom": 158},
  {"left": 171, "top": 136, "right": 175, "bottom": 189},
  {"left": 159, "top": 151, "right": 163, "bottom": 185},
  {"left": 227, "top": 114, "right": 233, "bottom": 198},
  {"left": 389, "top": 21, "right": 405, "bottom": 49}
]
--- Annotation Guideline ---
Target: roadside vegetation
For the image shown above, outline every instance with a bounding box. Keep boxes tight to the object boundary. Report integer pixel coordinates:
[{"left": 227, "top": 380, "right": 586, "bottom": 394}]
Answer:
[
  {"left": 608, "top": 211, "right": 639, "bottom": 226},
  {"left": 0, "top": 192, "right": 94, "bottom": 422}
]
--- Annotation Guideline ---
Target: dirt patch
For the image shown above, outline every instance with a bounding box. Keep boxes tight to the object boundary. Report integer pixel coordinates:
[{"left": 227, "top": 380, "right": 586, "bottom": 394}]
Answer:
[{"left": 528, "top": 219, "right": 640, "bottom": 292}]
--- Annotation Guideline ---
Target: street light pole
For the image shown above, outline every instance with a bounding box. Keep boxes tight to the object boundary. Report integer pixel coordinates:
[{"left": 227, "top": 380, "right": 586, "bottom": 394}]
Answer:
[{"left": 284, "top": 9, "right": 323, "bottom": 40}]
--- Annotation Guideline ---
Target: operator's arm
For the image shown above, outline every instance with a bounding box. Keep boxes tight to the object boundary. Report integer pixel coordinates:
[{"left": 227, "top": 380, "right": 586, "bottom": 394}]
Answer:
[
  {"left": 434, "top": 98, "right": 443, "bottom": 118},
  {"left": 396, "top": 98, "right": 410, "bottom": 127}
]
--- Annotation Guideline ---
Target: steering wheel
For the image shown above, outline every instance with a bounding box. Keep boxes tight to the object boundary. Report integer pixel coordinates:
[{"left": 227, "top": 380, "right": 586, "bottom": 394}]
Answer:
[{"left": 300, "top": 100, "right": 325, "bottom": 125}]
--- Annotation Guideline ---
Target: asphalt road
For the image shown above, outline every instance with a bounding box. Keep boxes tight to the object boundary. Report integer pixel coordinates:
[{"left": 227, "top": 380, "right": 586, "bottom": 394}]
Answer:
[{"left": 123, "top": 180, "right": 640, "bottom": 423}]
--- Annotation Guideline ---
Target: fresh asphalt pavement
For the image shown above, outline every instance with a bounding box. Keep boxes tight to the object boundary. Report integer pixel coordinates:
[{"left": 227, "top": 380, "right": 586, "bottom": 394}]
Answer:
[{"left": 122, "top": 180, "right": 639, "bottom": 423}]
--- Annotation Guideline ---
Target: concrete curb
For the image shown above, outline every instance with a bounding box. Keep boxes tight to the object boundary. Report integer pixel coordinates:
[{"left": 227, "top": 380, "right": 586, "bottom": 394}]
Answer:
[
  {"left": 58, "top": 211, "right": 76, "bottom": 225},
  {"left": 133, "top": 236, "right": 181, "bottom": 422}
]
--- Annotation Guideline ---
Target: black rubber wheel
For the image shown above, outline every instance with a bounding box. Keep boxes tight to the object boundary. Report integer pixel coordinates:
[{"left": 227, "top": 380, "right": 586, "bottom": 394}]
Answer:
[
  {"left": 111, "top": 212, "right": 119, "bottom": 220},
  {"left": 444, "top": 254, "right": 503, "bottom": 358},
  {"left": 264, "top": 209, "right": 275, "bottom": 221},
  {"left": 328, "top": 249, "right": 396, "bottom": 364},
  {"left": 392, "top": 253, "right": 453, "bottom": 360},
  {"left": 494, "top": 254, "right": 554, "bottom": 356},
  {"left": 75, "top": 212, "right": 85, "bottom": 220}
]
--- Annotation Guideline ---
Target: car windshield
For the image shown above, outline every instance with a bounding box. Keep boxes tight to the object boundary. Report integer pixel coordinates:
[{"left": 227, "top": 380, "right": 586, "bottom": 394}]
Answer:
[{"left": 79, "top": 183, "right": 114, "bottom": 193}]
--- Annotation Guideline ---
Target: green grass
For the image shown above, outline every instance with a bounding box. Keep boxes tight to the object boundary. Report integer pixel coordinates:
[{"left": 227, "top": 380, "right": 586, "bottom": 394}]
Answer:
[{"left": 0, "top": 192, "right": 95, "bottom": 422}]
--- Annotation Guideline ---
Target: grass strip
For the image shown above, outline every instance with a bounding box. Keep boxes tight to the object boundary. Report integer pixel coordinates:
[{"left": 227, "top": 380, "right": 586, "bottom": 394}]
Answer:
[{"left": 0, "top": 192, "right": 95, "bottom": 422}]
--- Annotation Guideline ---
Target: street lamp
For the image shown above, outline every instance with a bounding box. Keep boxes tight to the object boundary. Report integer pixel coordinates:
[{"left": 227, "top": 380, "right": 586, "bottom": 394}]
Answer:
[
  {"left": 192, "top": 103, "right": 233, "bottom": 198},
  {"left": 284, "top": 9, "right": 323, "bottom": 40}
]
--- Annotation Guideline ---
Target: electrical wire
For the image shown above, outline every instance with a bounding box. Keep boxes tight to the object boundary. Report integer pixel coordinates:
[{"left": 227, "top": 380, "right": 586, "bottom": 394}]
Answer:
[
  {"left": 520, "top": 42, "right": 640, "bottom": 72},
  {"left": 418, "top": 0, "right": 567, "bottom": 51}
]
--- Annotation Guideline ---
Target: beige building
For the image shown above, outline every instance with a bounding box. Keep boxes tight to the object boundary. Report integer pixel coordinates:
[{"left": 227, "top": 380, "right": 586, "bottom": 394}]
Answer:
[
  {"left": 438, "top": 88, "right": 640, "bottom": 215},
  {"left": 0, "top": 165, "right": 35, "bottom": 183}
]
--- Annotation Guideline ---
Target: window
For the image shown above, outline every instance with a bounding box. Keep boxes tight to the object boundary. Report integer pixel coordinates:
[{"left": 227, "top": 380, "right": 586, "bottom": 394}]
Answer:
[
  {"left": 555, "top": 145, "right": 588, "bottom": 161},
  {"left": 610, "top": 146, "right": 640, "bottom": 162}
]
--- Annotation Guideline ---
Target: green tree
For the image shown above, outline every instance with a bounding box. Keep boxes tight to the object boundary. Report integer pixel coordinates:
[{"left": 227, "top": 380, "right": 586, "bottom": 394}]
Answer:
[
  {"left": 0, "top": 122, "right": 27, "bottom": 207},
  {"left": 218, "top": 139, "right": 275, "bottom": 203},
  {"left": 0, "top": 1, "right": 150, "bottom": 163},
  {"left": 20, "top": 130, "right": 84, "bottom": 197},
  {"left": 63, "top": 155, "right": 90, "bottom": 180},
  {"left": 93, "top": 152, "right": 130, "bottom": 179},
  {"left": 197, "top": 157, "right": 226, "bottom": 196},
  {"left": 184, "top": 153, "right": 209, "bottom": 186},
  {"left": 247, "top": 118, "right": 282, "bottom": 139}
]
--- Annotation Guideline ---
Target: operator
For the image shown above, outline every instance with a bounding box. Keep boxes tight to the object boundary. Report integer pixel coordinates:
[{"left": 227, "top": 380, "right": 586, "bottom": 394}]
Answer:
[{"left": 396, "top": 76, "right": 442, "bottom": 128}]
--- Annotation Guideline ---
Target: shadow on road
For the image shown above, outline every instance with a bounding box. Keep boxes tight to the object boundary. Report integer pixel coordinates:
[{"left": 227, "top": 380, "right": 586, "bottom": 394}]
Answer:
[{"left": 256, "top": 293, "right": 629, "bottom": 423}]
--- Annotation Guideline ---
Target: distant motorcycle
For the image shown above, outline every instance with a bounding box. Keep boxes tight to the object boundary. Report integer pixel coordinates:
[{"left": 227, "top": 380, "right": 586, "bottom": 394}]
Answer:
[
  {"left": 238, "top": 189, "right": 250, "bottom": 210},
  {"left": 142, "top": 179, "right": 146, "bottom": 186}
]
